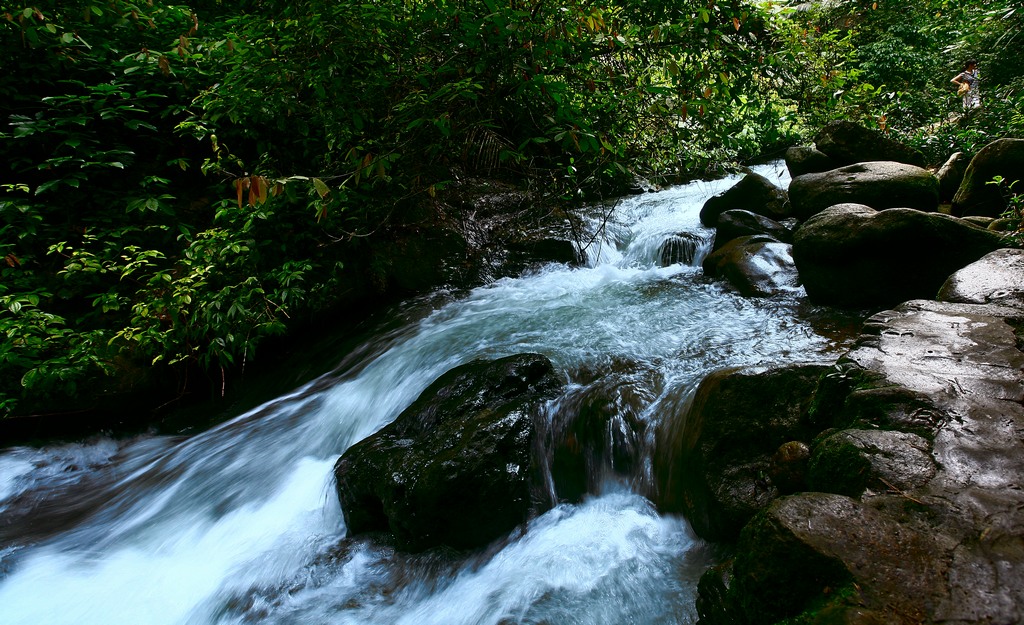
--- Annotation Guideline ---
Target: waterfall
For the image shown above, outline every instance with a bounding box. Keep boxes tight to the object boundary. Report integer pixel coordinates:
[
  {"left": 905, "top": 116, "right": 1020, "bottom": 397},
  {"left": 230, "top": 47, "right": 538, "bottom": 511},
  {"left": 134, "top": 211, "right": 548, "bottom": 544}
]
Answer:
[{"left": 0, "top": 162, "right": 854, "bottom": 625}]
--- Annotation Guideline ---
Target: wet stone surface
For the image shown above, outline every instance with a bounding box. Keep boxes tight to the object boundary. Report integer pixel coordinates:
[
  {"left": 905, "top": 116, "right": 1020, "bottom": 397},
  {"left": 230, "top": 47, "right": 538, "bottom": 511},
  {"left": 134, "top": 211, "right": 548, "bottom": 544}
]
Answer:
[
  {"left": 938, "top": 248, "right": 1024, "bottom": 310},
  {"left": 696, "top": 292, "right": 1024, "bottom": 624}
]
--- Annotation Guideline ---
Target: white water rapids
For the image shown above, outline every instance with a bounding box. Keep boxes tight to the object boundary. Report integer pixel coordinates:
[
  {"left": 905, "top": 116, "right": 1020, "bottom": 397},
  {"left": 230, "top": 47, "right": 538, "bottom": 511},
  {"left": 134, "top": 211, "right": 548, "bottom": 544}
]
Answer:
[{"left": 0, "top": 163, "right": 857, "bottom": 625}]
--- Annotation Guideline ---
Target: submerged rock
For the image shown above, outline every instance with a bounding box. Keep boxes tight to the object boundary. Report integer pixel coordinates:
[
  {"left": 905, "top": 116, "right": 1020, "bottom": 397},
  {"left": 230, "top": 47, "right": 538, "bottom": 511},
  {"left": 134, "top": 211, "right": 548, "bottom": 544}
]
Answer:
[
  {"left": 548, "top": 361, "right": 655, "bottom": 502},
  {"left": 703, "top": 236, "right": 802, "bottom": 298},
  {"left": 333, "top": 353, "right": 563, "bottom": 551},
  {"left": 659, "top": 232, "right": 711, "bottom": 266}
]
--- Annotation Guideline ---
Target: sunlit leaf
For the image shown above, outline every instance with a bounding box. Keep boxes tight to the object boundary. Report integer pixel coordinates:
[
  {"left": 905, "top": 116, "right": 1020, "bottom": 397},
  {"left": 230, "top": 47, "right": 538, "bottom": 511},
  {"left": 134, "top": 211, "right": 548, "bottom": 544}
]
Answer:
[{"left": 312, "top": 178, "right": 330, "bottom": 198}]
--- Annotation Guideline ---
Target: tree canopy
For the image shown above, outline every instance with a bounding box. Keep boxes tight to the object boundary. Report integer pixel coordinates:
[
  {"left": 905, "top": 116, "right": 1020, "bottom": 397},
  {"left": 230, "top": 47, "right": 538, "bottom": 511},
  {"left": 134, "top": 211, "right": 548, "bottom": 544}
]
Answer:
[{"left": 1, "top": 0, "right": 1021, "bottom": 420}]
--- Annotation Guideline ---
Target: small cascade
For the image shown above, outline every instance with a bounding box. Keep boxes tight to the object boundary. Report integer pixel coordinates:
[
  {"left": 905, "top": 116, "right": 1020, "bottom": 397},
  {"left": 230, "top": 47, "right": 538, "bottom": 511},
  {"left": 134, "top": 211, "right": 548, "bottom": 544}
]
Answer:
[{"left": 658, "top": 232, "right": 715, "bottom": 267}]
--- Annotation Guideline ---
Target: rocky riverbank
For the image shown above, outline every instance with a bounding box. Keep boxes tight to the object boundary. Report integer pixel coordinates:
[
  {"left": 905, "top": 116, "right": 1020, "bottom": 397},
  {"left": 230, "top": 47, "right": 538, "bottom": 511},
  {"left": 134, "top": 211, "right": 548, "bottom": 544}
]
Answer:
[
  {"left": 671, "top": 250, "right": 1024, "bottom": 624},
  {"left": 657, "top": 124, "right": 1024, "bottom": 624}
]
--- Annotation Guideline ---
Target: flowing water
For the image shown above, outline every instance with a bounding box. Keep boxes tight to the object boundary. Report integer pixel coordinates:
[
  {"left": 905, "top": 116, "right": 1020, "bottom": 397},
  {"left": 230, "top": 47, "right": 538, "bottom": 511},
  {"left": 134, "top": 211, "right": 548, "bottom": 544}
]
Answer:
[{"left": 0, "top": 163, "right": 858, "bottom": 625}]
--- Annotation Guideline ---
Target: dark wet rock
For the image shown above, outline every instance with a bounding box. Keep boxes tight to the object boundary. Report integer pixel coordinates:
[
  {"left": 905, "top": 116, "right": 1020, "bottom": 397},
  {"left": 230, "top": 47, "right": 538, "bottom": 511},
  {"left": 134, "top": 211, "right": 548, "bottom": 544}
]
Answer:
[
  {"left": 788, "top": 162, "right": 940, "bottom": 221},
  {"left": 700, "top": 172, "right": 790, "bottom": 226},
  {"left": 695, "top": 561, "right": 734, "bottom": 625},
  {"left": 703, "top": 237, "right": 802, "bottom": 298},
  {"left": 704, "top": 297, "right": 1024, "bottom": 624},
  {"left": 729, "top": 493, "right": 944, "bottom": 625},
  {"left": 937, "top": 248, "right": 1024, "bottom": 310},
  {"left": 952, "top": 138, "right": 1024, "bottom": 217},
  {"left": 659, "top": 232, "right": 711, "bottom": 266},
  {"left": 769, "top": 440, "right": 811, "bottom": 495},
  {"left": 937, "top": 151, "right": 969, "bottom": 202},
  {"left": 792, "top": 204, "right": 1004, "bottom": 308},
  {"left": 808, "top": 429, "right": 935, "bottom": 497},
  {"left": 813, "top": 121, "right": 926, "bottom": 167},
  {"left": 713, "top": 209, "right": 793, "bottom": 250},
  {"left": 785, "top": 145, "right": 836, "bottom": 177},
  {"left": 548, "top": 362, "right": 656, "bottom": 502},
  {"left": 702, "top": 235, "right": 776, "bottom": 279},
  {"left": 808, "top": 367, "right": 946, "bottom": 437},
  {"left": 435, "top": 178, "right": 594, "bottom": 282},
  {"left": 333, "top": 353, "right": 563, "bottom": 552},
  {"left": 654, "top": 364, "right": 828, "bottom": 541},
  {"left": 504, "top": 236, "right": 585, "bottom": 275}
]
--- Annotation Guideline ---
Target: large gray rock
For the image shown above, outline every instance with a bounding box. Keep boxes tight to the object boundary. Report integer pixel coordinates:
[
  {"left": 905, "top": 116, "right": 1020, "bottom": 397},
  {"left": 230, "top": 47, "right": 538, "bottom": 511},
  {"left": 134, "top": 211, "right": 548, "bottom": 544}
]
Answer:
[
  {"left": 792, "top": 204, "right": 1004, "bottom": 308},
  {"left": 813, "top": 120, "right": 926, "bottom": 167},
  {"left": 789, "top": 162, "right": 940, "bottom": 221},
  {"left": 654, "top": 364, "right": 827, "bottom": 541},
  {"left": 784, "top": 145, "right": 836, "bottom": 177},
  {"left": 952, "top": 138, "right": 1024, "bottom": 217},
  {"left": 937, "top": 248, "right": 1024, "bottom": 310},
  {"left": 333, "top": 353, "right": 562, "bottom": 551},
  {"left": 700, "top": 172, "right": 790, "bottom": 226}
]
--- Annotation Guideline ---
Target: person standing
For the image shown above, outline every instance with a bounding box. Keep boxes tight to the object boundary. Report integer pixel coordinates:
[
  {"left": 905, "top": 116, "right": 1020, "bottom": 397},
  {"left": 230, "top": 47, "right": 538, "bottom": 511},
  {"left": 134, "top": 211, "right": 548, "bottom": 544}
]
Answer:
[{"left": 951, "top": 59, "right": 981, "bottom": 110}]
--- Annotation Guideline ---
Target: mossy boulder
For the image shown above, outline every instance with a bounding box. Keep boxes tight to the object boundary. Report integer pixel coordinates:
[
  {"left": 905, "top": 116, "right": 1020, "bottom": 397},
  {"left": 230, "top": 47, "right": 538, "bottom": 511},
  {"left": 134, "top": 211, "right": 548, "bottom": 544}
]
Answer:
[
  {"left": 654, "top": 364, "right": 827, "bottom": 541},
  {"left": 698, "top": 295, "right": 1024, "bottom": 625},
  {"left": 727, "top": 493, "right": 943, "bottom": 625},
  {"left": 808, "top": 429, "right": 935, "bottom": 497},
  {"left": 333, "top": 353, "right": 563, "bottom": 551}
]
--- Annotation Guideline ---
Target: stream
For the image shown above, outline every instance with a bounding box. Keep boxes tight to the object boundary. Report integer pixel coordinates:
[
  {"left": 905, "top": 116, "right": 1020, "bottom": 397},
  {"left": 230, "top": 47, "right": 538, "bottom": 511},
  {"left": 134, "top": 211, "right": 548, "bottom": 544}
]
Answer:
[{"left": 0, "top": 163, "right": 859, "bottom": 625}]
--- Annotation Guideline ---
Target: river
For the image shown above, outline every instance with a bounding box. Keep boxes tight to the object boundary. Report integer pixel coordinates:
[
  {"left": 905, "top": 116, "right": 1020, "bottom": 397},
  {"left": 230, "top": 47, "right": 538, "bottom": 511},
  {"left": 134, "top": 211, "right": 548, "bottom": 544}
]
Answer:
[{"left": 0, "top": 163, "right": 858, "bottom": 625}]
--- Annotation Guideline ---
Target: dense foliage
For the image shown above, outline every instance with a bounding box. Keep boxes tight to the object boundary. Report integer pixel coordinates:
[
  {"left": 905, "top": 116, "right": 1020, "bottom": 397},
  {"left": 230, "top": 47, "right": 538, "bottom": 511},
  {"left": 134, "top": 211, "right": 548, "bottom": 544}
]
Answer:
[{"left": 1, "top": 0, "right": 1021, "bottom": 420}]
